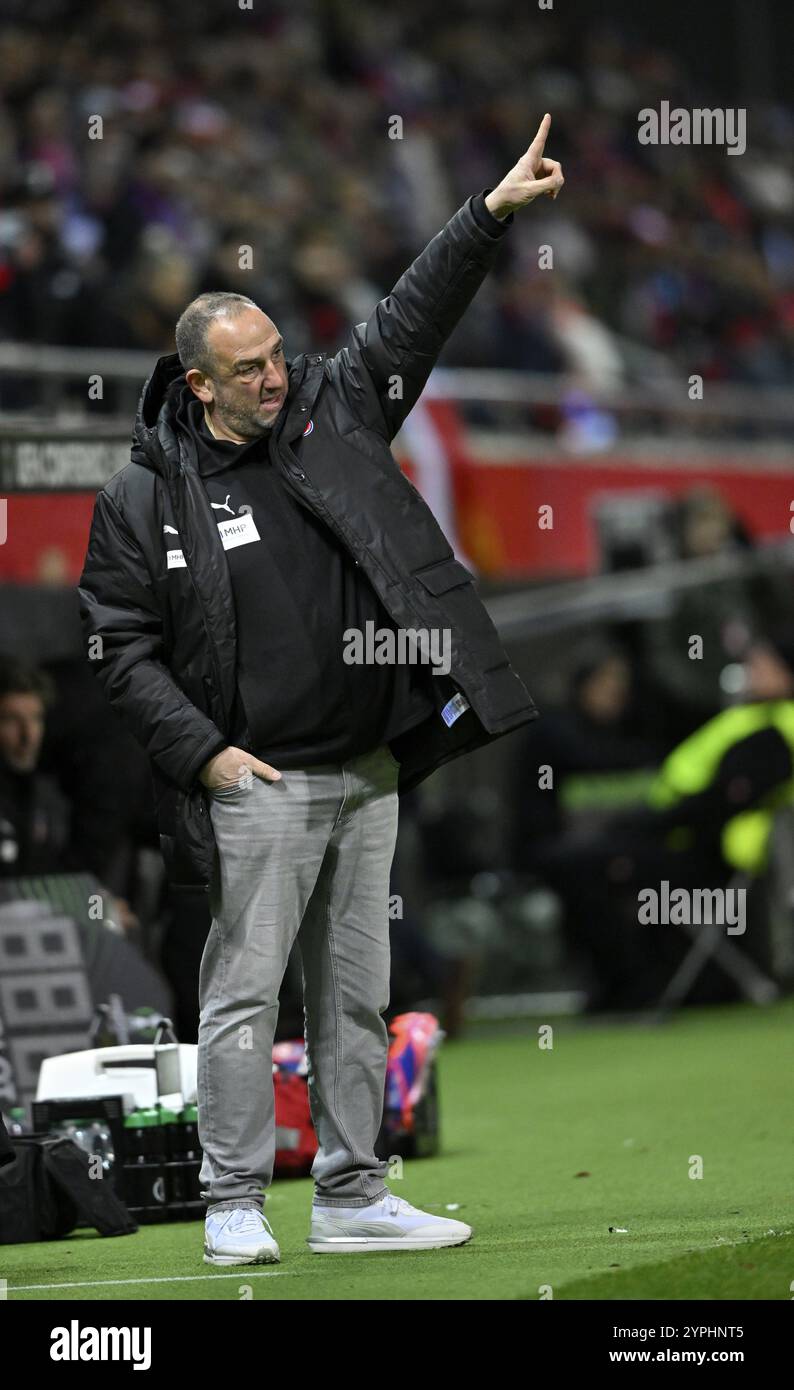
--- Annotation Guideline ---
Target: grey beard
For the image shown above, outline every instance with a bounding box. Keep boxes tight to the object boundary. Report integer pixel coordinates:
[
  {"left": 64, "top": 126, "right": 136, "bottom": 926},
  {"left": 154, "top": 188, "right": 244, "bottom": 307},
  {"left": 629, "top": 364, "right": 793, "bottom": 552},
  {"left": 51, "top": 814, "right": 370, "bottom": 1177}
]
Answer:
[{"left": 207, "top": 407, "right": 276, "bottom": 442}]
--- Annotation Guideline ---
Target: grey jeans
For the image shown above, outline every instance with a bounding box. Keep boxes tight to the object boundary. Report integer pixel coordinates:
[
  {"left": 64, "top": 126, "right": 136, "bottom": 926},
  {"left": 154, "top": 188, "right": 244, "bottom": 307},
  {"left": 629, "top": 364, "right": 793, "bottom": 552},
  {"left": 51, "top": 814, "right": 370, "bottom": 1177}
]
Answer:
[{"left": 197, "top": 743, "right": 400, "bottom": 1212}]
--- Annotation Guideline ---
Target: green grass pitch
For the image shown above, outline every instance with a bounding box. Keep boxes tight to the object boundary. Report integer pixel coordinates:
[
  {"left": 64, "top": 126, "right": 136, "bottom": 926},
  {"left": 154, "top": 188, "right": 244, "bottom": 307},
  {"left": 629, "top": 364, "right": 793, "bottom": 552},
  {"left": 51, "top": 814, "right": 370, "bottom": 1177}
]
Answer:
[{"left": 3, "top": 998, "right": 792, "bottom": 1300}]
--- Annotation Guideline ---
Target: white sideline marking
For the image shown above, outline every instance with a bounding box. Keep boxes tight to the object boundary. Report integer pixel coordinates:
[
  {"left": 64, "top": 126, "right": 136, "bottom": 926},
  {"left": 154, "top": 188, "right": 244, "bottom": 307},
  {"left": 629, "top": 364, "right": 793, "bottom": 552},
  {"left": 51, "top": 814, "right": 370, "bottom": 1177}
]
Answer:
[{"left": 8, "top": 1271, "right": 286, "bottom": 1292}]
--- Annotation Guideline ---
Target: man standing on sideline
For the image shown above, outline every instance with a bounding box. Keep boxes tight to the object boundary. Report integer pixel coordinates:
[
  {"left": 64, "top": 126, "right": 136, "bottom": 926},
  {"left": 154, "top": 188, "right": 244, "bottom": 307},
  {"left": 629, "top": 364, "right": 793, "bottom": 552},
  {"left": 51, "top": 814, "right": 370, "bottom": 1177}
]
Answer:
[{"left": 79, "top": 117, "right": 563, "bottom": 1264}]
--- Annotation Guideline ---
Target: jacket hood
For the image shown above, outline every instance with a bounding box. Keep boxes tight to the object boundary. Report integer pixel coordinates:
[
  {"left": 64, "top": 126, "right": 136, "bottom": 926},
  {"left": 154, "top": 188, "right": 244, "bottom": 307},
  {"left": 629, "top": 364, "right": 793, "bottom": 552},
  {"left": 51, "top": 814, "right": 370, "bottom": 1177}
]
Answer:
[{"left": 131, "top": 349, "right": 321, "bottom": 477}]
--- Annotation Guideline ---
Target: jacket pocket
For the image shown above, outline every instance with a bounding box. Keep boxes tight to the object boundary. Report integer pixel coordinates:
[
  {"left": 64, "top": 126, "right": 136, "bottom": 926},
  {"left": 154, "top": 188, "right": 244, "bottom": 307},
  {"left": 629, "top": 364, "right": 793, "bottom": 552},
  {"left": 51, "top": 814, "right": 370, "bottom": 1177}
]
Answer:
[
  {"left": 413, "top": 557, "right": 474, "bottom": 596},
  {"left": 166, "top": 783, "right": 216, "bottom": 889}
]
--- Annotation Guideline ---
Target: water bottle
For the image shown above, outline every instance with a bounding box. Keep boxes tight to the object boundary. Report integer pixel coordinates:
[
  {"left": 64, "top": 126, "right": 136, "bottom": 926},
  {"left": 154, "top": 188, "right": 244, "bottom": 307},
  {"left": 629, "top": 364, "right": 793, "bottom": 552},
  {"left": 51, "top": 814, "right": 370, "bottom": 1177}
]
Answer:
[{"left": 122, "top": 1108, "right": 169, "bottom": 1223}]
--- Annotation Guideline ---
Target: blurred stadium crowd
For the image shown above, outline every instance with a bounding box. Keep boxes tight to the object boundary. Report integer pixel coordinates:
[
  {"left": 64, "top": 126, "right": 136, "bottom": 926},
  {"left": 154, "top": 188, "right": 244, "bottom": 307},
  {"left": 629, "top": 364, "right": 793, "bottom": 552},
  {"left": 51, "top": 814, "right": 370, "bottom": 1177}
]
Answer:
[{"left": 2, "top": 0, "right": 794, "bottom": 392}]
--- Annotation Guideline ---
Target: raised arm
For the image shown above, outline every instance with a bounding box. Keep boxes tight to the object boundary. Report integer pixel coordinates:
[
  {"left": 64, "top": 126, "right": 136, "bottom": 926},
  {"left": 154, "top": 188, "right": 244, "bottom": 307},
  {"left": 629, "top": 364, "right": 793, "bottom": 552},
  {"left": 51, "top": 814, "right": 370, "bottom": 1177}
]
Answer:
[{"left": 329, "top": 114, "right": 564, "bottom": 441}]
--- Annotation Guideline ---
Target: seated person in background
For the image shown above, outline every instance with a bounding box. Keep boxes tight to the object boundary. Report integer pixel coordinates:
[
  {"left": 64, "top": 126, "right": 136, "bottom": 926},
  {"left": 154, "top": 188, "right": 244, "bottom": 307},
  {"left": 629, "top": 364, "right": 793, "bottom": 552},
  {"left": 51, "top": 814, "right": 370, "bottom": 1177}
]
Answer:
[
  {"left": 641, "top": 487, "right": 780, "bottom": 745},
  {"left": 0, "top": 653, "right": 138, "bottom": 933},
  {"left": 638, "top": 625, "right": 794, "bottom": 883},
  {"left": 509, "top": 644, "right": 661, "bottom": 874},
  {"left": 0, "top": 656, "right": 70, "bottom": 875},
  {"left": 39, "top": 654, "right": 157, "bottom": 898}
]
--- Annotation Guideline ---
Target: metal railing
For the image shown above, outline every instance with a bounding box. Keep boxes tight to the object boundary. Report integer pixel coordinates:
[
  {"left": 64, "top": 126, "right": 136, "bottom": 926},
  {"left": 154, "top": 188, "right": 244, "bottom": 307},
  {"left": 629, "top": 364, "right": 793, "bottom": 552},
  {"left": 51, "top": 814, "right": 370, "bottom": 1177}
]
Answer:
[
  {"left": 3, "top": 342, "right": 794, "bottom": 441},
  {"left": 485, "top": 536, "right": 794, "bottom": 641}
]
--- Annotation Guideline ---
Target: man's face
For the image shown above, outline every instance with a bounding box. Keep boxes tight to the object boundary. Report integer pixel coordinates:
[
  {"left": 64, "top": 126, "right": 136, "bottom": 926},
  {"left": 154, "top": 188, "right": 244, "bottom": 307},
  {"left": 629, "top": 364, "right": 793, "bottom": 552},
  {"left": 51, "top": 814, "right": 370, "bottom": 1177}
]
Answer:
[
  {"left": 0, "top": 693, "right": 45, "bottom": 773},
  {"left": 745, "top": 644, "right": 794, "bottom": 701},
  {"left": 579, "top": 657, "right": 630, "bottom": 724},
  {"left": 186, "top": 308, "right": 289, "bottom": 442}
]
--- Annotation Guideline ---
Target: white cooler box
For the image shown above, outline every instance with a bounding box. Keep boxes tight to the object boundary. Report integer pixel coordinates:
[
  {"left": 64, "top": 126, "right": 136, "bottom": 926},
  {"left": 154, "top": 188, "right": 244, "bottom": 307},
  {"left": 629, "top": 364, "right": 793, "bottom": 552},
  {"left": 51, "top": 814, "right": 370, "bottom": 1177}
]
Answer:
[{"left": 36, "top": 1043, "right": 199, "bottom": 1113}]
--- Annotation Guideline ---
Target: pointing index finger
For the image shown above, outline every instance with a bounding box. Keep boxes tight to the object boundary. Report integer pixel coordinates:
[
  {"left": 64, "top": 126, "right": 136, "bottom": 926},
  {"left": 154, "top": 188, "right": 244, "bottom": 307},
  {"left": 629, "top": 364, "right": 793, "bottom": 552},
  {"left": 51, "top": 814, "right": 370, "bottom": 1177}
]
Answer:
[{"left": 528, "top": 112, "right": 551, "bottom": 159}]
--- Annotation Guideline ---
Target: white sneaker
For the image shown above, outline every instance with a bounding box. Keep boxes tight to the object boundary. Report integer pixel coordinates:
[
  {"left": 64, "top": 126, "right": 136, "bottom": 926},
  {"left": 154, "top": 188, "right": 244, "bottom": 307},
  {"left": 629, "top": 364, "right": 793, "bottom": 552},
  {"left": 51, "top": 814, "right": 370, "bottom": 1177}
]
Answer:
[
  {"left": 307, "top": 1192, "right": 472, "bottom": 1253},
  {"left": 204, "top": 1206, "right": 280, "bottom": 1266}
]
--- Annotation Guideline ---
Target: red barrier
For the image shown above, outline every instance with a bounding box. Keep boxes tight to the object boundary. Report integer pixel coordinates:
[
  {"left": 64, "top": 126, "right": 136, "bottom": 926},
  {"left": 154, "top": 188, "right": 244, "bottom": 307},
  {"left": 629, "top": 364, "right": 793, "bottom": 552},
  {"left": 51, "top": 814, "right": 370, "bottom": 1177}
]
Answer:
[{"left": 1, "top": 449, "right": 793, "bottom": 583}]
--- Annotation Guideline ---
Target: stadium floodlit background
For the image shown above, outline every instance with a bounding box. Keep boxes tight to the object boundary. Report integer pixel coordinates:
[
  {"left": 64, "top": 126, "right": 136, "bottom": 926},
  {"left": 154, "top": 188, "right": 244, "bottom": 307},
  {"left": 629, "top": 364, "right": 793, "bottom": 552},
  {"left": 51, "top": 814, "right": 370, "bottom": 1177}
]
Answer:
[{"left": 0, "top": 0, "right": 793, "bottom": 1306}]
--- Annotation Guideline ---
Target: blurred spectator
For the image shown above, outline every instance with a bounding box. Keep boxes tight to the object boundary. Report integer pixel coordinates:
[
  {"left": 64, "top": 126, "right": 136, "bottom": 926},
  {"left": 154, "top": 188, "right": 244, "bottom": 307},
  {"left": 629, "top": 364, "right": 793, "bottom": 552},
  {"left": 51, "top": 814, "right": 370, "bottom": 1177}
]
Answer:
[
  {"left": 508, "top": 643, "right": 663, "bottom": 1006},
  {"left": 642, "top": 625, "right": 794, "bottom": 880},
  {"left": 510, "top": 643, "right": 661, "bottom": 872},
  {"left": 641, "top": 487, "right": 783, "bottom": 741},
  {"left": 0, "top": 652, "right": 139, "bottom": 932},
  {"left": 0, "top": 655, "right": 69, "bottom": 874},
  {"left": 38, "top": 654, "right": 158, "bottom": 896}
]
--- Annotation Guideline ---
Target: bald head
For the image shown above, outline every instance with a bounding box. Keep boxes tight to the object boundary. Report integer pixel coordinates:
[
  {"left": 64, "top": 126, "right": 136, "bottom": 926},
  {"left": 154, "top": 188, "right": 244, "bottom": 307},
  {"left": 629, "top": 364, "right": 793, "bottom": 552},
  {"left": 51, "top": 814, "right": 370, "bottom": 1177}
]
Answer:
[
  {"left": 175, "top": 292, "right": 261, "bottom": 375},
  {"left": 175, "top": 294, "right": 288, "bottom": 443}
]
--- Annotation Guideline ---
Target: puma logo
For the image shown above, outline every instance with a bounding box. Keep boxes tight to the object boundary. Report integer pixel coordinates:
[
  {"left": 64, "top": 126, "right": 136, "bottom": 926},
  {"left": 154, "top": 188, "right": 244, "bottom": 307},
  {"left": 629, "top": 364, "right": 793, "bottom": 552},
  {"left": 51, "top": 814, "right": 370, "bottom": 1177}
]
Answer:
[{"left": 211, "top": 494, "right": 236, "bottom": 517}]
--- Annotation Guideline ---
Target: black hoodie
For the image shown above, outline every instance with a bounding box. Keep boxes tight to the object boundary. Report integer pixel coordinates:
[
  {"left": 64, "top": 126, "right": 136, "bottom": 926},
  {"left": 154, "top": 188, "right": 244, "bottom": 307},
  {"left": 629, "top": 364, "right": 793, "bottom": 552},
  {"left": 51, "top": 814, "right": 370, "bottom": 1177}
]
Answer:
[{"left": 176, "top": 387, "right": 435, "bottom": 767}]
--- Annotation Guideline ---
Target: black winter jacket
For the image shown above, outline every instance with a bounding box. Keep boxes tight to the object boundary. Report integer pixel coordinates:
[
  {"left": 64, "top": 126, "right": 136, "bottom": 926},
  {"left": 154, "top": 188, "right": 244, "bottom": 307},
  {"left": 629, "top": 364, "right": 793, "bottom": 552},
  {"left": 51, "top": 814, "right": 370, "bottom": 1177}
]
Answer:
[{"left": 78, "top": 190, "right": 539, "bottom": 894}]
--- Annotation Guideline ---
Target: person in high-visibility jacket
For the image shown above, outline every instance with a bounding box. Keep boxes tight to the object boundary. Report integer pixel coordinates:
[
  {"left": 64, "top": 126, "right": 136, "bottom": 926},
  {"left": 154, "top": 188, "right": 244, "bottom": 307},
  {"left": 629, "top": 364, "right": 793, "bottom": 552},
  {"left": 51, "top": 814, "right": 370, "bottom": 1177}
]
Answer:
[{"left": 645, "top": 627, "right": 794, "bottom": 878}]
